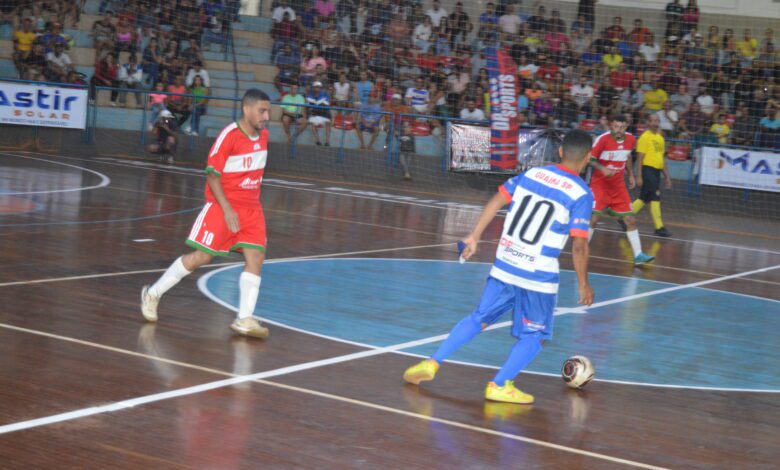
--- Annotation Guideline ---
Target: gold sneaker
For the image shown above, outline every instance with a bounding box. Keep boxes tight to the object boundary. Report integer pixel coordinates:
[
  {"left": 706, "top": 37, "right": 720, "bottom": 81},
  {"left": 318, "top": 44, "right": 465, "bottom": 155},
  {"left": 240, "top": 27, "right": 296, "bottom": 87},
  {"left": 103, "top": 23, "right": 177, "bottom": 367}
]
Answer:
[
  {"left": 230, "top": 317, "right": 269, "bottom": 339},
  {"left": 485, "top": 380, "right": 534, "bottom": 404},
  {"left": 403, "top": 359, "right": 440, "bottom": 385}
]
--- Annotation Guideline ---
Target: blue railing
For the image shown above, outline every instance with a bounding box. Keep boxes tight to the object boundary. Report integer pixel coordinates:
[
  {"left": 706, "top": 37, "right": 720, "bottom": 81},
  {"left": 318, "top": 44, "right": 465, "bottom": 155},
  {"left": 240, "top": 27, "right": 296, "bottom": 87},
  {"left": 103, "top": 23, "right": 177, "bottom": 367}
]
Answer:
[{"left": 1, "top": 77, "right": 776, "bottom": 198}]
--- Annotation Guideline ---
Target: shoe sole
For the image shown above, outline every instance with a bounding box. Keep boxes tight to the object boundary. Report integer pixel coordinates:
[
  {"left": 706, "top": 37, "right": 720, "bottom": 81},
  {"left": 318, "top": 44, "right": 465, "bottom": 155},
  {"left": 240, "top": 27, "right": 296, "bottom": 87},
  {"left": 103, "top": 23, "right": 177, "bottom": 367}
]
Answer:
[
  {"left": 230, "top": 323, "right": 269, "bottom": 339},
  {"left": 485, "top": 395, "right": 534, "bottom": 405},
  {"left": 140, "top": 286, "right": 157, "bottom": 322},
  {"left": 635, "top": 257, "right": 655, "bottom": 266}
]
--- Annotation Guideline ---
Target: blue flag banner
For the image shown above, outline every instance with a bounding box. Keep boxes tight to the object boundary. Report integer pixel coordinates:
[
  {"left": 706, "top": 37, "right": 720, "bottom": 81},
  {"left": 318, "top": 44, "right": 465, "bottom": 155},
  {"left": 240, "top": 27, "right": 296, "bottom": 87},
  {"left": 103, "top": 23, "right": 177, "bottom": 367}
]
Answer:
[{"left": 485, "top": 47, "right": 519, "bottom": 170}]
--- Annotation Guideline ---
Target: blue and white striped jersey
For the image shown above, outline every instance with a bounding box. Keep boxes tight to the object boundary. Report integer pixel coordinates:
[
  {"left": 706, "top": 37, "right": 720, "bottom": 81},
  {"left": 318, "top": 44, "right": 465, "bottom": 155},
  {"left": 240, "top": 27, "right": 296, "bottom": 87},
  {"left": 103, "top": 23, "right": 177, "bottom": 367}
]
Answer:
[{"left": 491, "top": 164, "right": 594, "bottom": 294}]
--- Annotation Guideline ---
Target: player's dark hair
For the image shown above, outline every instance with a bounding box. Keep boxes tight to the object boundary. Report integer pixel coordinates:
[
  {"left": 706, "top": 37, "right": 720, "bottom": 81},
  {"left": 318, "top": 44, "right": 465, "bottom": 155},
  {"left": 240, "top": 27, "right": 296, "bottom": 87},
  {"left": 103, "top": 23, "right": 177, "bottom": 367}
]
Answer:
[
  {"left": 610, "top": 113, "right": 628, "bottom": 123},
  {"left": 561, "top": 130, "right": 593, "bottom": 161},
  {"left": 241, "top": 89, "right": 270, "bottom": 109}
]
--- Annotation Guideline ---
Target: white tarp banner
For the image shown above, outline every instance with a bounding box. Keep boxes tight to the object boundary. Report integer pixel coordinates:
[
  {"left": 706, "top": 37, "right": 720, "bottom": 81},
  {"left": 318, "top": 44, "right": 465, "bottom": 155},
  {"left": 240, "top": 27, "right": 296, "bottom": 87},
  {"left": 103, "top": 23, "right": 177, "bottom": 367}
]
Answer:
[
  {"left": 0, "top": 82, "right": 88, "bottom": 129},
  {"left": 699, "top": 146, "right": 780, "bottom": 193}
]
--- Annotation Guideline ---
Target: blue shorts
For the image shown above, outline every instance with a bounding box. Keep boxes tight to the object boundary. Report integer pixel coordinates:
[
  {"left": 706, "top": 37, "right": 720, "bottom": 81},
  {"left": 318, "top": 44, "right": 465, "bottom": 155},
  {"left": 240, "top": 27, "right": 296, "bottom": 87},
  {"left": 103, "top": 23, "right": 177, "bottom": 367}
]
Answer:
[{"left": 470, "top": 276, "right": 557, "bottom": 340}]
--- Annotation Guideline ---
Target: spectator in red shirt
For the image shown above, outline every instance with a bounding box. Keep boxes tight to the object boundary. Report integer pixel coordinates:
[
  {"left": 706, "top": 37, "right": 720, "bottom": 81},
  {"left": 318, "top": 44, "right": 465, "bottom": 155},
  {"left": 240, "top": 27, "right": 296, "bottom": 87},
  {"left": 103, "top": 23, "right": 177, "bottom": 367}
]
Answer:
[
  {"left": 629, "top": 19, "right": 651, "bottom": 49},
  {"left": 166, "top": 74, "right": 191, "bottom": 126},
  {"left": 610, "top": 62, "right": 634, "bottom": 89},
  {"left": 90, "top": 52, "right": 118, "bottom": 103},
  {"left": 536, "top": 54, "right": 560, "bottom": 81},
  {"left": 605, "top": 16, "right": 626, "bottom": 43},
  {"left": 545, "top": 28, "right": 571, "bottom": 59}
]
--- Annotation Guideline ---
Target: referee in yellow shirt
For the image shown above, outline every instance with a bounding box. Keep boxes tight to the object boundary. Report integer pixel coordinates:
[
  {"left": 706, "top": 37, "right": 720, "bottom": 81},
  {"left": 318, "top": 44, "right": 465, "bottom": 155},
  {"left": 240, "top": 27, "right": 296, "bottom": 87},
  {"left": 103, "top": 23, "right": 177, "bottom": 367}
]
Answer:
[{"left": 633, "top": 114, "right": 672, "bottom": 237}]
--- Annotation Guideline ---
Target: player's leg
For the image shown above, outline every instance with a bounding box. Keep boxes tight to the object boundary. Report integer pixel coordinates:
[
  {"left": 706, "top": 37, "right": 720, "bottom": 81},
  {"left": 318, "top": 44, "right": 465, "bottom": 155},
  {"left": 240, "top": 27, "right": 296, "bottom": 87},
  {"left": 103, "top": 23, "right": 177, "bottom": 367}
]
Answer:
[
  {"left": 485, "top": 288, "right": 556, "bottom": 404},
  {"left": 647, "top": 168, "right": 671, "bottom": 237},
  {"left": 632, "top": 166, "right": 651, "bottom": 214},
  {"left": 141, "top": 249, "right": 213, "bottom": 322},
  {"left": 403, "top": 277, "right": 514, "bottom": 385},
  {"left": 588, "top": 180, "right": 607, "bottom": 242},
  {"left": 141, "top": 202, "right": 226, "bottom": 321},
  {"left": 229, "top": 208, "right": 270, "bottom": 339},
  {"left": 613, "top": 185, "right": 654, "bottom": 264}
]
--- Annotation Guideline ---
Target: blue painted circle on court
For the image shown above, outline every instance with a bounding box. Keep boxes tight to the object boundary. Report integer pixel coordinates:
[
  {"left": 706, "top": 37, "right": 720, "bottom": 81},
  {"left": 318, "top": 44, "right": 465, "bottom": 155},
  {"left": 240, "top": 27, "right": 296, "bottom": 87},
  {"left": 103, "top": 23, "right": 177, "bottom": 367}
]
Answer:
[{"left": 203, "top": 258, "right": 780, "bottom": 391}]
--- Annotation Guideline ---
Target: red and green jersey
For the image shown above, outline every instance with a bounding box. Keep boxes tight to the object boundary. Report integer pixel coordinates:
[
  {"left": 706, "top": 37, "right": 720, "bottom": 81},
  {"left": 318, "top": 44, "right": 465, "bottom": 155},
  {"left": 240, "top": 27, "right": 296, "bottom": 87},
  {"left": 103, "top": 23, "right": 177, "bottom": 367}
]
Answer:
[
  {"left": 590, "top": 131, "right": 636, "bottom": 183},
  {"left": 205, "top": 122, "right": 268, "bottom": 209}
]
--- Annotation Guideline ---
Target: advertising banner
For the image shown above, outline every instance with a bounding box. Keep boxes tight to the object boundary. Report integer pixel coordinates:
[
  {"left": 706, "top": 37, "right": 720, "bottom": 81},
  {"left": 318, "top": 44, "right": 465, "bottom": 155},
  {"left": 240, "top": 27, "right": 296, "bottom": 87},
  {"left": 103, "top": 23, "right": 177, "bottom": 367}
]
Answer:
[
  {"left": 0, "top": 82, "right": 88, "bottom": 129},
  {"left": 449, "top": 124, "right": 565, "bottom": 173},
  {"left": 699, "top": 146, "right": 780, "bottom": 193},
  {"left": 485, "top": 47, "right": 518, "bottom": 171}
]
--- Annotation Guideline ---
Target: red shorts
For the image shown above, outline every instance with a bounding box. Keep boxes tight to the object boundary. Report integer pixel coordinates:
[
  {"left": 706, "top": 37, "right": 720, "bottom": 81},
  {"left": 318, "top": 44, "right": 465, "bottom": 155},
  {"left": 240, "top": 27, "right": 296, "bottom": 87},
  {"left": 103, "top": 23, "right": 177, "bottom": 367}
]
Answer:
[
  {"left": 186, "top": 202, "right": 267, "bottom": 256},
  {"left": 590, "top": 177, "right": 633, "bottom": 216}
]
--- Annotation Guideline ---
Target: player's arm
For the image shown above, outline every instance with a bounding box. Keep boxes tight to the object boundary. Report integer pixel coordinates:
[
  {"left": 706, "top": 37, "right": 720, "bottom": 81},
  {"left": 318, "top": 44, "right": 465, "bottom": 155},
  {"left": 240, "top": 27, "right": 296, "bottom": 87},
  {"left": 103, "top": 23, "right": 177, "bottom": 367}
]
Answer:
[
  {"left": 461, "top": 192, "right": 509, "bottom": 260},
  {"left": 205, "top": 172, "right": 240, "bottom": 233},
  {"left": 635, "top": 151, "right": 645, "bottom": 187},
  {"left": 588, "top": 157, "right": 615, "bottom": 177},
  {"left": 571, "top": 237, "right": 594, "bottom": 306},
  {"left": 661, "top": 151, "right": 672, "bottom": 189}
]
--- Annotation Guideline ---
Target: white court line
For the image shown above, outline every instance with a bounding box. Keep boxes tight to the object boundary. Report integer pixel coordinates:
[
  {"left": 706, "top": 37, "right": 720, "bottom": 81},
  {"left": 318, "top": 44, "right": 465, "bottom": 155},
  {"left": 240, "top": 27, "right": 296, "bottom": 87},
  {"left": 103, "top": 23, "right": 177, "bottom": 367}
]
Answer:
[
  {"left": 0, "top": 260, "right": 775, "bottom": 458},
  {"left": 0, "top": 242, "right": 459, "bottom": 288},
  {"left": 0, "top": 323, "right": 666, "bottom": 470},
  {"left": 8, "top": 151, "right": 779, "bottom": 256},
  {"left": 200, "top": 258, "right": 780, "bottom": 392},
  {"left": 0, "top": 154, "right": 111, "bottom": 195},
  {"left": 595, "top": 226, "right": 780, "bottom": 256}
]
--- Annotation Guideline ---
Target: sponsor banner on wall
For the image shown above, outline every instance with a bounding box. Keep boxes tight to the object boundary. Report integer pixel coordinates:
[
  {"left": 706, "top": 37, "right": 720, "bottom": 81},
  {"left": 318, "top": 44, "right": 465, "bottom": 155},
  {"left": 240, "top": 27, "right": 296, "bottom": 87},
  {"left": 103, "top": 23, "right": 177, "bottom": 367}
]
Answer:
[
  {"left": 449, "top": 123, "right": 491, "bottom": 171},
  {"left": 449, "top": 124, "right": 565, "bottom": 173},
  {"left": 699, "top": 147, "right": 780, "bottom": 193},
  {"left": 0, "top": 82, "right": 87, "bottom": 129}
]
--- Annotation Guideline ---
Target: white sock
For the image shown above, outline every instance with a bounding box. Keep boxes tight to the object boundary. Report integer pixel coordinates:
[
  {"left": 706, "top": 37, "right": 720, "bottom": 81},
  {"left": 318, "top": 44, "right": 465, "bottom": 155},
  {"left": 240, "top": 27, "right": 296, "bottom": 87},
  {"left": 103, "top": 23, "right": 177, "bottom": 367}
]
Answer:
[
  {"left": 238, "top": 272, "right": 261, "bottom": 319},
  {"left": 587, "top": 228, "right": 594, "bottom": 242},
  {"left": 626, "top": 229, "right": 642, "bottom": 257},
  {"left": 148, "top": 256, "right": 191, "bottom": 298}
]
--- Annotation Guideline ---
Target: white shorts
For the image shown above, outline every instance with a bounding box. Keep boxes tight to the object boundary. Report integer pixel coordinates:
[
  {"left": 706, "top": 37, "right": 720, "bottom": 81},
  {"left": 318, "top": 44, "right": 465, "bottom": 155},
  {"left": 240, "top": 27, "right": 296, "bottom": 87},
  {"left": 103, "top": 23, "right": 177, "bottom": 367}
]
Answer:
[{"left": 308, "top": 116, "right": 331, "bottom": 126}]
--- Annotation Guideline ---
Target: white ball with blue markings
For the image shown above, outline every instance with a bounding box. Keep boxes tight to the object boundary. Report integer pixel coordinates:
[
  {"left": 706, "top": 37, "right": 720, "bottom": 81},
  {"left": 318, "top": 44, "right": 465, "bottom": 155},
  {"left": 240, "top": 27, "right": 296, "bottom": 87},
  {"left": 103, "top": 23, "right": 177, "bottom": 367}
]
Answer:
[{"left": 561, "top": 355, "right": 595, "bottom": 389}]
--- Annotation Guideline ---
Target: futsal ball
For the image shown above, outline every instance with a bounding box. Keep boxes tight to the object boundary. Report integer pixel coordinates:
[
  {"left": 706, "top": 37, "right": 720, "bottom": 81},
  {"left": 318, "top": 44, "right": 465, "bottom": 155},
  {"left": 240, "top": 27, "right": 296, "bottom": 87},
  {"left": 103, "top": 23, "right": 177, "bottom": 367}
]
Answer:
[{"left": 561, "top": 355, "right": 595, "bottom": 389}]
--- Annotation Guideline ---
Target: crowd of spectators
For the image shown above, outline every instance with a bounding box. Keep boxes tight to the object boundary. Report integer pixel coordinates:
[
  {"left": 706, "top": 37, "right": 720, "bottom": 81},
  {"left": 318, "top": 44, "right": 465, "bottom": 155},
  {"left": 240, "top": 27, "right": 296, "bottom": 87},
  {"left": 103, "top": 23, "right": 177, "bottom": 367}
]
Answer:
[
  {"left": 9, "top": 0, "right": 238, "bottom": 137},
  {"left": 271, "top": 0, "right": 778, "bottom": 149}
]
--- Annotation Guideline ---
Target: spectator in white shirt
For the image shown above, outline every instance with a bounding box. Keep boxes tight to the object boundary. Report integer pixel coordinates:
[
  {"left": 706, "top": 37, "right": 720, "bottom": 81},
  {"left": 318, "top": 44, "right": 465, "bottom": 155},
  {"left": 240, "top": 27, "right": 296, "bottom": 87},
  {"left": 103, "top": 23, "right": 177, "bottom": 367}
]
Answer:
[
  {"left": 272, "top": 0, "right": 296, "bottom": 23},
  {"left": 45, "top": 42, "right": 72, "bottom": 82},
  {"left": 498, "top": 4, "right": 521, "bottom": 35},
  {"left": 656, "top": 102, "right": 679, "bottom": 134},
  {"left": 332, "top": 72, "right": 352, "bottom": 108},
  {"left": 460, "top": 99, "right": 486, "bottom": 121},
  {"left": 696, "top": 88, "right": 716, "bottom": 117},
  {"left": 426, "top": 0, "right": 448, "bottom": 28},
  {"left": 570, "top": 76, "right": 595, "bottom": 115},
  {"left": 639, "top": 33, "right": 661, "bottom": 63},
  {"left": 405, "top": 77, "right": 431, "bottom": 113},
  {"left": 185, "top": 61, "right": 210, "bottom": 88},
  {"left": 117, "top": 54, "right": 144, "bottom": 108},
  {"left": 413, "top": 16, "right": 433, "bottom": 53}
]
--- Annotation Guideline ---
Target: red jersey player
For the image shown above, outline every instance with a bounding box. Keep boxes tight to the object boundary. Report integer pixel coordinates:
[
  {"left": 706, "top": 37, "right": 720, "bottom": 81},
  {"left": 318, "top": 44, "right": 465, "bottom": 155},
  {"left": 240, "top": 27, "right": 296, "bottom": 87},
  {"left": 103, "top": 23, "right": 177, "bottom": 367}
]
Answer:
[
  {"left": 587, "top": 114, "right": 654, "bottom": 266},
  {"left": 140, "top": 89, "right": 272, "bottom": 338}
]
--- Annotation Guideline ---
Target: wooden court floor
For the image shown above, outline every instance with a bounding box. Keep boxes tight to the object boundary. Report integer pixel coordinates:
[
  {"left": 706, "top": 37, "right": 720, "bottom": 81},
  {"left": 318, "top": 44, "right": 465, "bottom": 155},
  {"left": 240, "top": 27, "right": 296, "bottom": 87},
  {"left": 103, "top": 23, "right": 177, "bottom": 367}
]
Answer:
[{"left": 0, "top": 151, "right": 778, "bottom": 469}]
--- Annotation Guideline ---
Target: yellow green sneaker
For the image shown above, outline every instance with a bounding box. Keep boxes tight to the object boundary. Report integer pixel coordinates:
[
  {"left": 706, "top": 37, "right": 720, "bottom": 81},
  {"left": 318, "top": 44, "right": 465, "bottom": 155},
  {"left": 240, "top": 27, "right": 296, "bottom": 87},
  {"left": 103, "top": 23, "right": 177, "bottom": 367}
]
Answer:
[
  {"left": 403, "top": 359, "right": 439, "bottom": 385},
  {"left": 485, "top": 380, "right": 534, "bottom": 404}
]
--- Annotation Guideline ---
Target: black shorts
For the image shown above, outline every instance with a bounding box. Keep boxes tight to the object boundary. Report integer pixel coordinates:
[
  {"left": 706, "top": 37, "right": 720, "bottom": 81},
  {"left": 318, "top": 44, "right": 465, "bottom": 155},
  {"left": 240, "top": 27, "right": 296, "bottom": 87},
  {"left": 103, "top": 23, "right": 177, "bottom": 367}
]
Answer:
[{"left": 639, "top": 166, "right": 662, "bottom": 202}]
